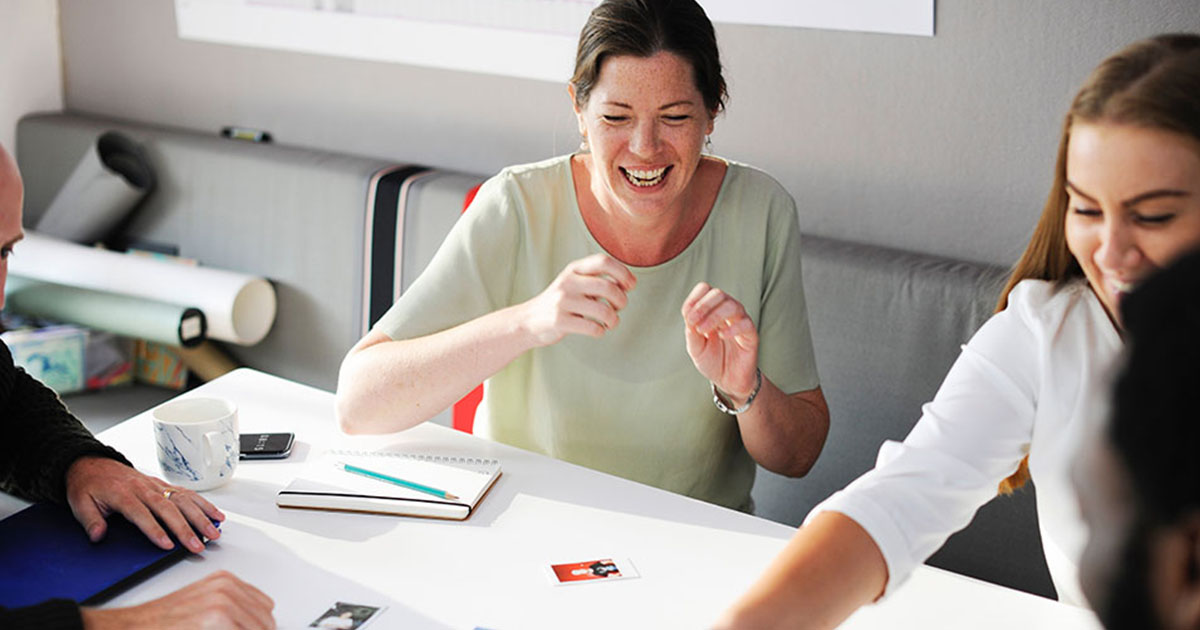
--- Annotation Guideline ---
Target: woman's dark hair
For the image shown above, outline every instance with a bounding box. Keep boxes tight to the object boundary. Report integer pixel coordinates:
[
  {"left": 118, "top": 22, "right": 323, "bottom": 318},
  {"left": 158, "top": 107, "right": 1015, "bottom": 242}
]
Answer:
[
  {"left": 570, "top": 0, "right": 727, "bottom": 114},
  {"left": 1111, "top": 247, "right": 1200, "bottom": 525},
  {"left": 997, "top": 33, "right": 1200, "bottom": 495}
]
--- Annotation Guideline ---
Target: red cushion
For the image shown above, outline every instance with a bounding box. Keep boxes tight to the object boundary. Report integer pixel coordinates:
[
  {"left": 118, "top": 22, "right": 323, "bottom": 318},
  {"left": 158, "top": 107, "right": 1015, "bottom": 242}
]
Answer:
[{"left": 452, "top": 183, "right": 485, "bottom": 434}]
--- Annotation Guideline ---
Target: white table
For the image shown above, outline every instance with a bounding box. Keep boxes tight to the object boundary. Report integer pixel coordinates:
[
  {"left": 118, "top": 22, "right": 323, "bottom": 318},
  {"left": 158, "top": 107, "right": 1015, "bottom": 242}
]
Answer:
[{"left": 1, "top": 369, "right": 1102, "bottom": 629}]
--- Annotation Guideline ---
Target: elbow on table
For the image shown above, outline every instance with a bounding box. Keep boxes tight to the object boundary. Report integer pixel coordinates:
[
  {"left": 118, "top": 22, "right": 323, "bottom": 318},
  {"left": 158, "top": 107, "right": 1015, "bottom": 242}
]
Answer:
[
  {"left": 336, "top": 391, "right": 428, "bottom": 435},
  {"left": 334, "top": 356, "right": 382, "bottom": 435},
  {"left": 334, "top": 381, "right": 378, "bottom": 435},
  {"left": 334, "top": 356, "right": 427, "bottom": 435},
  {"left": 335, "top": 390, "right": 368, "bottom": 435}
]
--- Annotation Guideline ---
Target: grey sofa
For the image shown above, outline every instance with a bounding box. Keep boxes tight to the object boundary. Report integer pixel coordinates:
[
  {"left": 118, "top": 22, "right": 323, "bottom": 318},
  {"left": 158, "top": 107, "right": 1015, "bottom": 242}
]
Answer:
[
  {"left": 14, "top": 112, "right": 1053, "bottom": 599},
  {"left": 754, "top": 237, "right": 1054, "bottom": 598}
]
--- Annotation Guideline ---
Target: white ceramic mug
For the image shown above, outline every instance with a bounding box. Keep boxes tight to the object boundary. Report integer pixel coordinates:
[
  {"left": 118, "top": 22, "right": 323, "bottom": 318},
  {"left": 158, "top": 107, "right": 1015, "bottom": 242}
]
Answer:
[{"left": 152, "top": 397, "right": 239, "bottom": 491}]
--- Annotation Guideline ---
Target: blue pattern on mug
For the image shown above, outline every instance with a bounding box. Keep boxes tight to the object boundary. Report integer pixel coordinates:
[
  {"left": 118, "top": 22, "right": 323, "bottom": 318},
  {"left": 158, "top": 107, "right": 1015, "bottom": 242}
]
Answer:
[
  {"left": 216, "top": 416, "right": 237, "bottom": 479},
  {"left": 152, "top": 397, "right": 239, "bottom": 490},
  {"left": 155, "top": 424, "right": 202, "bottom": 482}
]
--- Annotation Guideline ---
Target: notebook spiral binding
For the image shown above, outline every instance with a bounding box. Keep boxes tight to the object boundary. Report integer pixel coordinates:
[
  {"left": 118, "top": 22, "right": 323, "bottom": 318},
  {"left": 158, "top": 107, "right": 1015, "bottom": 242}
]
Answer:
[{"left": 327, "top": 449, "right": 498, "bottom": 469}]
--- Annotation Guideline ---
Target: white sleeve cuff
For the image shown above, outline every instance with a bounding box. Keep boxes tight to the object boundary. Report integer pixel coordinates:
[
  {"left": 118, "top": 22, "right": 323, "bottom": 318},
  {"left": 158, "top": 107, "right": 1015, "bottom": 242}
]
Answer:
[{"left": 806, "top": 490, "right": 920, "bottom": 600}]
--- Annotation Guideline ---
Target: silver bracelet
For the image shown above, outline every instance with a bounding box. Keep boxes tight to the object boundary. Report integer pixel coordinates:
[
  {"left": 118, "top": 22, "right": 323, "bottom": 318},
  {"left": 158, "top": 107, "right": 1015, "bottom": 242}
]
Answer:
[{"left": 711, "top": 368, "right": 762, "bottom": 415}]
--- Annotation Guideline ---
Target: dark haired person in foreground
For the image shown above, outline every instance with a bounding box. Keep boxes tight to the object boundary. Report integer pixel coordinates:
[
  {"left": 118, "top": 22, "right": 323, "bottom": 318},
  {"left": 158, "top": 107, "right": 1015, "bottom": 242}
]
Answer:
[
  {"left": 0, "top": 144, "right": 275, "bottom": 629},
  {"left": 1075, "top": 248, "right": 1200, "bottom": 630}
]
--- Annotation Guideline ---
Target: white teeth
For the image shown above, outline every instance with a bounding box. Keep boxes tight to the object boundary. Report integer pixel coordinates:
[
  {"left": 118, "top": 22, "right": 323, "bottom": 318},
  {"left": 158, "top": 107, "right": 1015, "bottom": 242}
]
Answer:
[
  {"left": 622, "top": 166, "right": 667, "bottom": 187},
  {"left": 628, "top": 167, "right": 666, "bottom": 179}
]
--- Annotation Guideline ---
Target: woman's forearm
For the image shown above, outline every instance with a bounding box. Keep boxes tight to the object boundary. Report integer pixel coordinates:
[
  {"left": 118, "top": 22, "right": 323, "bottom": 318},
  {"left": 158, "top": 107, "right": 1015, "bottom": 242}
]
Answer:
[
  {"left": 716, "top": 511, "right": 887, "bottom": 630},
  {"left": 336, "top": 252, "right": 637, "bottom": 434},
  {"left": 736, "top": 382, "right": 829, "bottom": 477},
  {"left": 335, "top": 304, "right": 537, "bottom": 434}
]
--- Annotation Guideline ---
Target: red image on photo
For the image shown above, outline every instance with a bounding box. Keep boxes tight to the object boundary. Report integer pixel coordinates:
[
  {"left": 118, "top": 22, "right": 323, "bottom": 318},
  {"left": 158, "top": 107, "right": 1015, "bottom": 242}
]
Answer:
[{"left": 551, "top": 559, "right": 621, "bottom": 583}]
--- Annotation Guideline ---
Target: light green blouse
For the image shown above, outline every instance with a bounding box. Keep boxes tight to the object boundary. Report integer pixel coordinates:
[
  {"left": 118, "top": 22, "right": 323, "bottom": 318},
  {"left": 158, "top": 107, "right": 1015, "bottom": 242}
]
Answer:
[{"left": 375, "top": 155, "right": 819, "bottom": 509}]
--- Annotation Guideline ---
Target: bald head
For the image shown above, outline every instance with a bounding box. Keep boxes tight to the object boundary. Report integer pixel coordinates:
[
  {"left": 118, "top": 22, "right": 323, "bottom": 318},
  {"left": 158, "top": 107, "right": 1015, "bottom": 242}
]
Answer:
[
  {"left": 0, "top": 144, "right": 24, "bottom": 309},
  {"left": 0, "top": 144, "right": 21, "bottom": 211},
  {"left": 0, "top": 143, "right": 19, "bottom": 195}
]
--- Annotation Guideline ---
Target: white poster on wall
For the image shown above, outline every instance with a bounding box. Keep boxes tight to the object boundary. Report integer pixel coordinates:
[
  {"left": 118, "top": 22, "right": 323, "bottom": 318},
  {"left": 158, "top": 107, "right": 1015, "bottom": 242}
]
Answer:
[
  {"left": 175, "top": 0, "right": 933, "bottom": 83},
  {"left": 703, "top": 0, "right": 933, "bottom": 37}
]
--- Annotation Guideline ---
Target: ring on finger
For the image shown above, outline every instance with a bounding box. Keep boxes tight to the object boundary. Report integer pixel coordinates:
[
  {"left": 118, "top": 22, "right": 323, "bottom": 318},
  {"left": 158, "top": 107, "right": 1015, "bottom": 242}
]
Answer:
[{"left": 162, "top": 488, "right": 176, "bottom": 500}]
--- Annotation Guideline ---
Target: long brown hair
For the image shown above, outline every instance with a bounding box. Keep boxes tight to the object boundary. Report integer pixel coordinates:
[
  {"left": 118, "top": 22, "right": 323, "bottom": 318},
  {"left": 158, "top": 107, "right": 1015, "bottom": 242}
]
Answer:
[{"left": 997, "top": 33, "right": 1200, "bottom": 494}]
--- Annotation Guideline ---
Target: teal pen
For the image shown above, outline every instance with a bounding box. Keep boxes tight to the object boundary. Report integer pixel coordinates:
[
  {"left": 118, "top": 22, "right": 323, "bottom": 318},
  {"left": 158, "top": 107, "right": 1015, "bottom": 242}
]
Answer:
[{"left": 338, "top": 462, "right": 459, "bottom": 500}]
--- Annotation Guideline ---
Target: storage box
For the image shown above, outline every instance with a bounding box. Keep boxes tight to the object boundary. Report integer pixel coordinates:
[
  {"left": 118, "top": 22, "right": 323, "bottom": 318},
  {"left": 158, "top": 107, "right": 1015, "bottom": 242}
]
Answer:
[
  {"left": 133, "top": 340, "right": 189, "bottom": 390},
  {"left": 2, "top": 324, "right": 86, "bottom": 394},
  {"left": 85, "top": 331, "right": 134, "bottom": 390}
]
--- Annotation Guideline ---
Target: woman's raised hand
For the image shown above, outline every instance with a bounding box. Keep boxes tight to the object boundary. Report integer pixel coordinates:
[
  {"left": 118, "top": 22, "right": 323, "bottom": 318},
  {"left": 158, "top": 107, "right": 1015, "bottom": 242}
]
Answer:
[
  {"left": 520, "top": 253, "right": 637, "bottom": 347},
  {"left": 682, "top": 282, "right": 759, "bottom": 404}
]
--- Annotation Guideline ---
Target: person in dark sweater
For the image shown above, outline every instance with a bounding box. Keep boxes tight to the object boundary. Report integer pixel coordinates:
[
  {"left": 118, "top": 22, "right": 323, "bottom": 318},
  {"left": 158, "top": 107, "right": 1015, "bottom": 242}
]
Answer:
[{"left": 0, "top": 144, "right": 275, "bottom": 628}]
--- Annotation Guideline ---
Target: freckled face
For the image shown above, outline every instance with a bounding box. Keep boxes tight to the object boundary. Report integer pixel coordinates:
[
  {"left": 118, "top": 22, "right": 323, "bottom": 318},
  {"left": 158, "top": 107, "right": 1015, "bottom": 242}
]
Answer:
[
  {"left": 0, "top": 148, "right": 24, "bottom": 310},
  {"left": 1064, "top": 123, "right": 1200, "bottom": 326},
  {"left": 573, "top": 51, "right": 714, "bottom": 224}
]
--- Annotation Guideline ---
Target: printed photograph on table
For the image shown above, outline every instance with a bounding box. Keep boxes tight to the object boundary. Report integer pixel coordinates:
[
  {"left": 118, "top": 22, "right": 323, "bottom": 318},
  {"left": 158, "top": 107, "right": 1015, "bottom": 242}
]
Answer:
[
  {"left": 546, "top": 557, "right": 640, "bottom": 585},
  {"left": 308, "top": 601, "right": 385, "bottom": 629}
]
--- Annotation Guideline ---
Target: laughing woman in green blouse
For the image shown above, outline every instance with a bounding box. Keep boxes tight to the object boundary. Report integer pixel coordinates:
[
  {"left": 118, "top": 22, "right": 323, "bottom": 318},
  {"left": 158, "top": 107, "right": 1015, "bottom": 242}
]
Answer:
[{"left": 335, "top": 0, "right": 829, "bottom": 511}]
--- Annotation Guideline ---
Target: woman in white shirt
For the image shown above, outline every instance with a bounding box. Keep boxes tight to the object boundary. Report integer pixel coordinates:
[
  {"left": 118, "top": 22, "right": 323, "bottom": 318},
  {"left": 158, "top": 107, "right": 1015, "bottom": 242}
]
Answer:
[{"left": 717, "top": 33, "right": 1200, "bottom": 629}]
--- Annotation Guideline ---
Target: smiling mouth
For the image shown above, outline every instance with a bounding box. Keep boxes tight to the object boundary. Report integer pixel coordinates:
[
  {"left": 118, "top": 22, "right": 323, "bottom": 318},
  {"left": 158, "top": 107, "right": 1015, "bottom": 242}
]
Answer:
[
  {"left": 620, "top": 166, "right": 670, "bottom": 188},
  {"left": 1111, "top": 279, "right": 1136, "bottom": 293},
  {"left": 1108, "top": 277, "right": 1138, "bottom": 298}
]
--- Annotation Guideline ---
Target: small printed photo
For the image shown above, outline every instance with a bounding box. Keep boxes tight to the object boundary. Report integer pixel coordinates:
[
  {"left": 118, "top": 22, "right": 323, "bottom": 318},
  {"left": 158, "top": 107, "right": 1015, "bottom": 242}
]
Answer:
[
  {"left": 309, "top": 602, "right": 385, "bottom": 629},
  {"left": 546, "top": 557, "right": 640, "bottom": 585}
]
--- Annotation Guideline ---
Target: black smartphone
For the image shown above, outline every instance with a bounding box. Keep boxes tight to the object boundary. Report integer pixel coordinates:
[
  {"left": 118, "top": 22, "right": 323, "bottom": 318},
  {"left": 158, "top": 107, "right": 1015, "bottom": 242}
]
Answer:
[{"left": 238, "top": 433, "right": 295, "bottom": 460}]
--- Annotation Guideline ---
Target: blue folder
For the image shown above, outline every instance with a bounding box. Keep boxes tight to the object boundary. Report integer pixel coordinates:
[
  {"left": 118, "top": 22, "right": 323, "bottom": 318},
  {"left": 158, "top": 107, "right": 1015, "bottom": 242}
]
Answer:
[{"left": 0, "top": 502, "right": 196, "bottom": 608}]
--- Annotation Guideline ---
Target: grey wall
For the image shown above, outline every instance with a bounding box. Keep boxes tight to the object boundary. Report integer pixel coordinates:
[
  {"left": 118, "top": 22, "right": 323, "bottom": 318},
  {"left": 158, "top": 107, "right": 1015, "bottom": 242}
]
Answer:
[
  {"left": 57, "top": 1, "right": 1198, "bottom": 266},
  {"left": 1, "top": 0, "right": 61, "bottom": 154}
]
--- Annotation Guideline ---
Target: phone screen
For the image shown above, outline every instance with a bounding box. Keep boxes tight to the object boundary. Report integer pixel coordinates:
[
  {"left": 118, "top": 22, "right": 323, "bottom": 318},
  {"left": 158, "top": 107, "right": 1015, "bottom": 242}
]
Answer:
[{"left": 239, "top": 433, "right": 295, "bottom": 459}]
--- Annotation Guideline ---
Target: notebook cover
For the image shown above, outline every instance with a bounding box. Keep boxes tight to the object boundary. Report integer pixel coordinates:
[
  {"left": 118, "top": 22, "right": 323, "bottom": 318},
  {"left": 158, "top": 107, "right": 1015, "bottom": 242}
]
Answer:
[
  {"left": 277, "top": 451, "right": 502, "bottom": 521},
  {"left": 0, "top": 502, "right": 192, "bottom": 608}
]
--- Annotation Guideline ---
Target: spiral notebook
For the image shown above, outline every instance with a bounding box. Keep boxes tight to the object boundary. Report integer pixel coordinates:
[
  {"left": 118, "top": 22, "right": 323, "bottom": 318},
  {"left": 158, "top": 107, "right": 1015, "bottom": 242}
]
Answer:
[{"left": 276, "top": 450, "right": 502, "bottom": 521}]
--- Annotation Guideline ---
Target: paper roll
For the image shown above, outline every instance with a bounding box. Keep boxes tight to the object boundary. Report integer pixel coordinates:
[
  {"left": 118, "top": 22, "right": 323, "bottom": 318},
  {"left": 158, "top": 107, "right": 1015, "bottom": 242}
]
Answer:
[
  {"left": 176, "top": 342, "right": 240, "bottom": 382},
  {"left": 5, "top": 277, "right": 207, "bottom": 348},
  {"left": 10, "top": 232, "right": 276, "bottom": 345},
  {"left": 35, "top": 132, "right": 155, "bottom": 244}
]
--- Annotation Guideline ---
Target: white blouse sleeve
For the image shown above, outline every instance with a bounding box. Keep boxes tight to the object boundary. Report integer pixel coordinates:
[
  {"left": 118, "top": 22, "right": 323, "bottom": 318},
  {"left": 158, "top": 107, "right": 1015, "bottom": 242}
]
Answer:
[{"left": 808, "top": 282, "right": 1050, "bottom": 596}]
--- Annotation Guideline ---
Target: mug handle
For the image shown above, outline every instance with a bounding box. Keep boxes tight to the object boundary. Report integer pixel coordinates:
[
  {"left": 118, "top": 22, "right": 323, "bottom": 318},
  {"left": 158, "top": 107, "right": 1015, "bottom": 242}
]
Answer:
[{"left": 203, "top": 430, "right": 221, "bottom": 473}]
